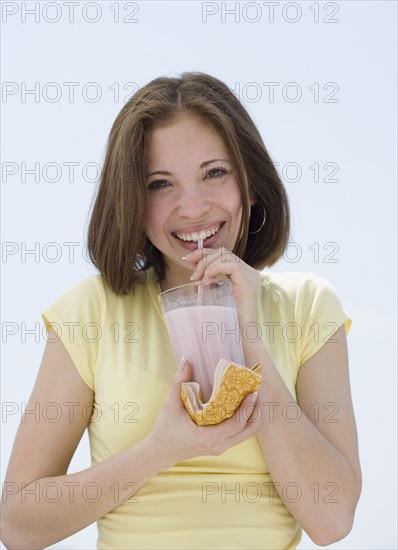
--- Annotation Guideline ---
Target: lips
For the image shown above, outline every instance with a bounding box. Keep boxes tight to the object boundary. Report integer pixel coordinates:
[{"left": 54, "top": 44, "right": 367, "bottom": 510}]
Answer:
[{"left": 173, "top": 223, "right": 223, "bottom": 243}]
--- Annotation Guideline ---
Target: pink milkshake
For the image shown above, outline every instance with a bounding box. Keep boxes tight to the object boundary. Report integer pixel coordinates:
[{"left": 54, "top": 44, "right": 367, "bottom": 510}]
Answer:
[{"left": 160, "top": 280, "right": 244, "bottom": 402}]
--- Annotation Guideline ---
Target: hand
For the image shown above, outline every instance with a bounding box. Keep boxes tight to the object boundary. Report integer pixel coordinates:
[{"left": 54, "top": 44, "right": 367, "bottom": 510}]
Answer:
[
  {"left": 147, "top": 358, "right": 261, "bottom": 466},
  {"left": 183, "top": 245, "right": 261, "bottom": 327}
]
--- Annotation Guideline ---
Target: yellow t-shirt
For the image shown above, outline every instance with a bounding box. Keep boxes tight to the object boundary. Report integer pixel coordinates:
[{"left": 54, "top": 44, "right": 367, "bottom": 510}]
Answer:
[{"left": 42, "top": 268, "right": 351, "bottom": 550}]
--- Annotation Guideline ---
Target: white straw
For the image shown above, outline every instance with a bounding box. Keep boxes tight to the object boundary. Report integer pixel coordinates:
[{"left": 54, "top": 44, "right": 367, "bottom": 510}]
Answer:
[{"left": 198, "top": 239, "right": 203, "bottom": 306}]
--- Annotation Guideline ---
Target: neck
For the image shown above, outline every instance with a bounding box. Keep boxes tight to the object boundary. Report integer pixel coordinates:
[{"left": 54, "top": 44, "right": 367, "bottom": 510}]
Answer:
[{"left": 160, "top": 266, "right": 193, "bottom": 292}]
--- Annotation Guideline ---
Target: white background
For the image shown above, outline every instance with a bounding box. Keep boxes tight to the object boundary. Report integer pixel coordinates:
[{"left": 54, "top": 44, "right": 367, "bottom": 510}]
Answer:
[{"left": 1, "top": 1, "right": 397, "bottom": 548}]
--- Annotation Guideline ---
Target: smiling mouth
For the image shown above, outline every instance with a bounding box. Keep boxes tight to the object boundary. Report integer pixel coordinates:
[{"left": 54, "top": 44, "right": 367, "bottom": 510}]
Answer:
[{"left": 173, "top": 223, "right": 223, "bottom": 242}]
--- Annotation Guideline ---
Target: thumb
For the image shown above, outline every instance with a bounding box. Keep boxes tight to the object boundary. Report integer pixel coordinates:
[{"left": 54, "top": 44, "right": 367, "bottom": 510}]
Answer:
[
  {"left": 172, "top": 356, "right": 192, "bottom": 385},
  {"left": 167, "top": 358, "right": 193, "bottom": 413}
]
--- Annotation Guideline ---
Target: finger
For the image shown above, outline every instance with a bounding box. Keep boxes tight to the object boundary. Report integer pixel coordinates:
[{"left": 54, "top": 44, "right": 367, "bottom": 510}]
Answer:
[
  {"left": 193, "top": 253, "right": 238, "bottom": 281},
  {"left": 200, "top": 261, "right": 239, "bottom": 283},
  {"left": 226, "top": 413, "right": 260, "bottom": 448},
  {"left": 172, "top": 357, "right": 192, "bottom": 383},
  {"left": 181, "top": 247, "right": 212, "bottom": 263},
  {"left": 224, "top": 393, "right": 261, "bottom": 436},
  {"left": 238, "top": 392, "right": 259, "bottom": 418},
  {"left": 182, "top": 246, "right": 229, "bottom": 270},
  {"left": 164, "top": 360, "right": 193, "bottom": 416},
  {"left": 208, "top": 392, "right": 258, "bottom": 438},
  {"left": 207, "top": 399, "right": 261, "bottom": 454},
  {"left": 169, "top": 358, "right": 192, "bottom": 403},
  {"left": 245, "top": 397, "right": 262, "bottom": 424}
]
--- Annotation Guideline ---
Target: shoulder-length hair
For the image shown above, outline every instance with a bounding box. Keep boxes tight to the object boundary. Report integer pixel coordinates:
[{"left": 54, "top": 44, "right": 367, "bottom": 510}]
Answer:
[{"left": 88, "top": 72, "right": 290, "bottom": 295}]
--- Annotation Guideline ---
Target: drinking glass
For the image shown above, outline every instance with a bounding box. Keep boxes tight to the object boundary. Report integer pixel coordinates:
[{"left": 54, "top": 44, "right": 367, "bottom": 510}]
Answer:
[{"left": 159, "top": 279, "right": 244, "bottom": 402}]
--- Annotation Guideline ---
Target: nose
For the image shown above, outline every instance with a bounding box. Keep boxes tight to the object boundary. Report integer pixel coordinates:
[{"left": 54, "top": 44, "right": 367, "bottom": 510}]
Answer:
[{"left": 175, "top": 186, "right": 211, "bottom": 220}]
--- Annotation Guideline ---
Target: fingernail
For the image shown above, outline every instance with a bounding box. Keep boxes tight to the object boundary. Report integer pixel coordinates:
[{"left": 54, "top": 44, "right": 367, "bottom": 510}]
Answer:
[
  {"left": 182, "top": 253, "right": 193, "bottom": 260},
  {"left": 179, "top": 356, "right": 186, "bottom": 370}
]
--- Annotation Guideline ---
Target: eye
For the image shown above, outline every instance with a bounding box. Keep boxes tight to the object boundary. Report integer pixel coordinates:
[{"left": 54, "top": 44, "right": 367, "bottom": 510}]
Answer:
[
  {"left": 204, "top": 168, "right": 229, "bottom": 180},
  {"left": 146, "top": 179, "right": 170, "bottom": 191}
]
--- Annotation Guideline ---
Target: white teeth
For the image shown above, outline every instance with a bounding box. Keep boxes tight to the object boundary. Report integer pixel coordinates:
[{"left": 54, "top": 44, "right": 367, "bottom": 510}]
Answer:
[{"left": 175, "top": 224, "right": 221, "bottom": 242}]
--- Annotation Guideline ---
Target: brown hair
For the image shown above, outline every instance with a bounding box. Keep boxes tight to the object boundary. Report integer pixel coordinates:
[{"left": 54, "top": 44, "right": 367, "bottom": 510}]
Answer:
[{"left": 87, "top": 72, "right": 290, "bottom": 295}]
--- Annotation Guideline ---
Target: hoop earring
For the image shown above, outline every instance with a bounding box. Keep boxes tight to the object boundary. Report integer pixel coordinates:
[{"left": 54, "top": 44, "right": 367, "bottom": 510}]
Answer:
[{"left": 249, "top": 204, "right": 266, "bottom": 235}]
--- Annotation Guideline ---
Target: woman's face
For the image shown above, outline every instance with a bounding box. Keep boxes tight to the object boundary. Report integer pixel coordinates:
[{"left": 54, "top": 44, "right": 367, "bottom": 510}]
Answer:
[{"left": 144, "top": 111, "right": 244, "bottom": 288}]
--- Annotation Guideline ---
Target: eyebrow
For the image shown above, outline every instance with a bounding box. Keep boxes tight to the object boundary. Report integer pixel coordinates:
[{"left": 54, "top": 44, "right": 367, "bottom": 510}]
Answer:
[{"left": 145, "top": 158, "right": 233, "bottom": 178}]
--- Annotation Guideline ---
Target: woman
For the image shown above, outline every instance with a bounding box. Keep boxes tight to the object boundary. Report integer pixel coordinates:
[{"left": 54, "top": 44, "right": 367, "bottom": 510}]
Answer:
[{"left": 1, "top": 73, "right": 361, "bottom": 549}]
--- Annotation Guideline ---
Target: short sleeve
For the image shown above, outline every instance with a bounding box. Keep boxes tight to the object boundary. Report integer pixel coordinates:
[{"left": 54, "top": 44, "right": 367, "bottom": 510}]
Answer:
[
  {"left": 41, "top": 276, "right": 103, "bottom": 390},
  {"left": 299, "top": 274, "right": 352, "bottom": 366}
]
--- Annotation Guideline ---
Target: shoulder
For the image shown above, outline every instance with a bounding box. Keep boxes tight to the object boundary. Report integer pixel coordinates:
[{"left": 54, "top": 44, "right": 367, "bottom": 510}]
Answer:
[
  {"left": 76, "top": 274, "right": 104, "bottom": 295},
  {"left": 44, "top": 270, "right": 155, "bottom": 314},
  {"left": 259, "top": 270, "right": 351, "bottom": 347},
  {"left": 259, "top": 271, "right": 350, "bottom": 328},
  {"left": 260, "top": 270, "right": 337, "bottom": 302},
  {"left": 51, "top": 274, "right": 104, "bottom": 305},
  {"left": 42, "top": 275, "right": 109, "bottom": 322}
]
